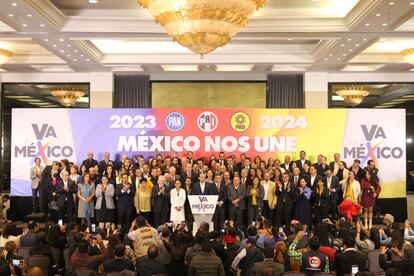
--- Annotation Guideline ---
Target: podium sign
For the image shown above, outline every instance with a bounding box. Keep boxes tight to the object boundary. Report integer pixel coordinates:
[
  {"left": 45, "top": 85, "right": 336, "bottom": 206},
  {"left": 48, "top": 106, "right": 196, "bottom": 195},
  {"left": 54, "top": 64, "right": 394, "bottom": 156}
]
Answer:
[
  {"left": 188, "top": 195, "right": 218, "bottom": 235},
  {"left": 188, "top": 195, "right": 218, "bottom": 215}
]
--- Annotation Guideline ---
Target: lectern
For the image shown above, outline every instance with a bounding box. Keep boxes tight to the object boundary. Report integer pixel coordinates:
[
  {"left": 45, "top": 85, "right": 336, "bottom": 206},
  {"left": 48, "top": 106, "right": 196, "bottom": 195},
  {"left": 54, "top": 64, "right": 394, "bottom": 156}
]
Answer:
[{"left": 188, "top": 195, "right": 218, "bottom": 236}]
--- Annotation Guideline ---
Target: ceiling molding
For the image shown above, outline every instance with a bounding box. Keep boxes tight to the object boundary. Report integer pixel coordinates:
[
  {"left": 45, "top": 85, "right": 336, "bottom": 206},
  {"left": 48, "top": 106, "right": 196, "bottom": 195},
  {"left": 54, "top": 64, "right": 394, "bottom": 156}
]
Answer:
[
  {"left": 25, "top": 0, "right": 66, "bottom": 30},
  {"left": 346, "top": 0, "right": 382, "bottom": 29}
]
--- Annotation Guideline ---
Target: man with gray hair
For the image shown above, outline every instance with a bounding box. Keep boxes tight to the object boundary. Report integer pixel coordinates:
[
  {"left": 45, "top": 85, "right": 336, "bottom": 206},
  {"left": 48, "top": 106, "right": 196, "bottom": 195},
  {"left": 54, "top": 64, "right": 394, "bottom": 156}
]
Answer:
[{"left": 152, "top": 175, "right": 170, "bottom": 227}]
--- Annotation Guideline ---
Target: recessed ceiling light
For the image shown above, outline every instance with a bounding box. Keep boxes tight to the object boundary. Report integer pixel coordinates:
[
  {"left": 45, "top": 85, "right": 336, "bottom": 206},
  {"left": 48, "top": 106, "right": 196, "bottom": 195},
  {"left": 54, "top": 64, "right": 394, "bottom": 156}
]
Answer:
[
  {"left": 59, "top": 38, "right": 64, "bottom": 42},
  {"left": 88, "top": 0, "right": 99, "bottom": 3},
  {"left": 363, "top": 38, "right": 367, "bottom": 41},
  {"left": 382, "top": 23, "right": 388, "bottom": 26},
  {"left": 287, "top": 38, "right": 293, "bottom": 41},
  {"left": 80, "top": 54, "right": 84, "bottom": 57},
  {"left": 8, "top": 14, "right": 13, "bottom": 17},
  {"left": 340, "top": 44, "right": 345, "bottom": 47},
  {"left": 52, "top": 44, "right": 57, "bottom": 47},
  {"left": 343, "top": 54, "right": 347, "bottom": 56},
  {"left": 67, "top": 54, "right": 71, "bottom": 57},
  {"left": 347, "top": 38, "right": 352, "bottom": 41},
  {"left": 73, "top": 59, "right": 77, "bottom": 62},
  {"left": 337, "top": 58, "right": 341, "bottom": 61},
  {"left": 389, "top": 2, "right": 394, "bottom": 5},
  {"left": 22, "top": 24, "right": 27, "bottom": 27},
  {"left": 329, "top": 53, "right": 333, "bottom": 56},
  {"left": 349, "top": 49, "right": 353, "bottom": 52},
  {"left": 40, "top": 24, "right": 45, "bottom": 27},
  {"left": 324, "top": 58, "right": 328, "bottom": 61},
  {"left": 376, "top": 13, "right": 381, "bottom": 16},
  {"left": 86, "top": 58, "right": 90, "bottom": 61},
  {"left": 27, "top": 14, "right": 32, "bottom": 17},
  {"left": 12, "top": 3, "right": 17, "bottom": 6},
  {"left": 355, "top": 44, "right": 360, "bottom": 46},
  {"left": 410, "top": 2, "right": 414, "bottom": 5},
  {"left": 67, "top": 44, "right": 71, "bottom": 47},
  {"left": 365, "top": 23, "right": 370, "bottom": 26},
  {"left": 60, "top": 49, "right": 64, "bottom": 53},
  {"left": 44, "top": 38, "right": 48, "bottom": 42}
]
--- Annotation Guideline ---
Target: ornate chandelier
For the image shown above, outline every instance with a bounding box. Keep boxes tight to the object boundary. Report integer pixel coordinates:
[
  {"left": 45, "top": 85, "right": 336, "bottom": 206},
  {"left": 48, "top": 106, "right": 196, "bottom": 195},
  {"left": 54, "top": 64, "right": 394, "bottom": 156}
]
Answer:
[
  {"left": 401, "top": 48, "right": 414, "bottom": 65},
  {"left": 335, "top": 86, "right": 370, "bottom": 107},
  {"left": 50, "top": 87, "right": 85, "bottom": 107},
  {"left": 137, "top": 0, "right": 268, "bottom": 55},
  {"left": 0, "top": 49, "right": 13, "bottom": 65}
]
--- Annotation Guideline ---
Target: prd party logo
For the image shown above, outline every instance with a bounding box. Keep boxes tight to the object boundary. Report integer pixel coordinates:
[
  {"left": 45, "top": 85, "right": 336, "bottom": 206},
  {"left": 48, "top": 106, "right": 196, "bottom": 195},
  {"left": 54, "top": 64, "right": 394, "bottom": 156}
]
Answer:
[
  {"left": 230, "top": 112, "right": 251, "bottom": 132},
  {"left": 197, "top": 111, "right": 218, "bottom": 133},
  {"left": 14, "top": 124, "right": 74, "bottom": 165},
  {"left": 165, "top": 112, "right": 185, "bottom": 131}
]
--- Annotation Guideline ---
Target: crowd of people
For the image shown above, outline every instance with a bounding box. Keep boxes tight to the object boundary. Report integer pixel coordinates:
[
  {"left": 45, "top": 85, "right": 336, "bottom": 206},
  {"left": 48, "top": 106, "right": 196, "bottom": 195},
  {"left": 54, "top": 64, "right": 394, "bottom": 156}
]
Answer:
[{"left": 0, "top": 150, "right": 407, "bottom": 275}]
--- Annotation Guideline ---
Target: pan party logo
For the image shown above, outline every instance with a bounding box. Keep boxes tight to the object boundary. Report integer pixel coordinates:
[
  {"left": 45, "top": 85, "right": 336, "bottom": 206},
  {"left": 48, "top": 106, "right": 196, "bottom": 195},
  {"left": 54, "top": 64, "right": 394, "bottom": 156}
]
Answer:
[{"left": 230, "top": 112, "right": 251, "bottom": 132}]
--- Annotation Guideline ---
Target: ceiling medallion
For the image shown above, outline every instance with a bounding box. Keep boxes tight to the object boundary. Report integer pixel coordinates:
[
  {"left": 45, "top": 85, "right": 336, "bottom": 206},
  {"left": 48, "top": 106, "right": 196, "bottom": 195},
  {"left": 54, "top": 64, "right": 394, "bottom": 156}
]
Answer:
[
  {"left": 335, "top": 86, "right": 370, "bottom": 107},
  {"left": 137, "top": 0, "right": 268, "bottom": 55},
  {"left": 50, "top": 87, "right": 85, "bottom": 107}
]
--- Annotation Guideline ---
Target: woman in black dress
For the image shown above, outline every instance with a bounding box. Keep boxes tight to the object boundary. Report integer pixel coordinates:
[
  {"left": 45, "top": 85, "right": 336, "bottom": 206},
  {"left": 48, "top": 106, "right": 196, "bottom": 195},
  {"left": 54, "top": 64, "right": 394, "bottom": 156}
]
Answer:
[{"left": 313, "top": 178, "right": 330, "bottom": 224}]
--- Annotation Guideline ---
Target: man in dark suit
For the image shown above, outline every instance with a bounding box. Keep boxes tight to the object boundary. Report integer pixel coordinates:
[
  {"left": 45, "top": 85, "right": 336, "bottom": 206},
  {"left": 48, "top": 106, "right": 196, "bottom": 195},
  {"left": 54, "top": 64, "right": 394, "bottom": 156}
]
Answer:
[
  {"left": 212, "top": 174, "right": 227, "bottom": 231},
  {"left": 56, "top": 170, "right": 77, "bottom": 222},
  {"left": 180, "top": 163, "right": 199, "bottom": 185},
  {"left": 81, "top": 151, "right": 98, "bottom": 171},
  {"left": 240, "top": 168, "right": 252, "bottom": 187},
  {"left": 325, "top": 168, "right": 340, "bottom": 219},
  {"left": 226, "top": 157, "right": 238, "bottom": 178},
  {"left": 276, "top": 173, "right": 296, "bottom": 227},
  {"left": 306, "top": 165, "right": 322, "bottom": 190},
  {"left": 217, "top": 151, "right": 227, "bottom": 167},
  {"left": 227, "top": 176, "right": 246, "bottom": 228},
  {"left": 290, "top": 167, "right": 301, "bottom": 187},
  {"left": 152, "top": 175, "right": 170, "bottom": 228},
  {"left": 349, "top": 159, "right": 365, "bottom": 181},
  {"left": 334, "top": 238, "right": 366, "bottom": 276},
  {"left": 193, "top": 173, "right": 215, "bottom": 195},
  {"left": 281, "top": 155, "right": 294, "bottom": 173},
  {"left": 329, "top": 153, "right": 347, "bottom": 176},
  {"left": 295, "top": 150, "right": 311, "bottom": 173},
  {"left": 136, "top": 245, "right": 167, "bottom": 276},
  {"left": 316, "top": 156, "right": 329, "bottom": 177},
  {"left": 39, "top": 161, "right": 61, "bottom": 216},
  {"left": 236, "top": 153, "right": 246, "bottom": 173},
  {"left": 116, "top": 173, "right": 136, "bottom": 235},
  {"left": 98, "top": 152, "right": 113, "bottom": 175}
]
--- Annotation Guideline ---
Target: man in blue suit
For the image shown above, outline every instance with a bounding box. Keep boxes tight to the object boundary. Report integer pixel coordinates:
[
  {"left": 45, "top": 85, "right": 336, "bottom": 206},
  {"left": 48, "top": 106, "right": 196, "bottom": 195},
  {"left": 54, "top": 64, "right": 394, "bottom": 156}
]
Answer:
[
  {"left": 325, "top": 168, "right": 340, "bottom": 219},
  {"left": 192, "top": 173, "right": 215, "bottom": 195}
]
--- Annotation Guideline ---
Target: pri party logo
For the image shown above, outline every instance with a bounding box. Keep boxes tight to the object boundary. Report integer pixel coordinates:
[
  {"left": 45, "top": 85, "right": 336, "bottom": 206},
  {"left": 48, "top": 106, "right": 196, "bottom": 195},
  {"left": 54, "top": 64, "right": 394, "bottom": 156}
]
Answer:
[{"left": 197, "top": 111, "right": 218, "bottom": 133}]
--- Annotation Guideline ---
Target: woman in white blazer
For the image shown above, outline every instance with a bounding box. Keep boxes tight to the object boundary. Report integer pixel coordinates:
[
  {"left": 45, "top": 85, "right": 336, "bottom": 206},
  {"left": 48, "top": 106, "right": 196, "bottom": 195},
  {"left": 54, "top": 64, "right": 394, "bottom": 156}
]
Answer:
[
  {"left": 170, "top": 179, "right": 186, "bottom": 224},
  {"left": 341, "top": 170, "right": 361, "bottom": 203},
  {"left": 95, "top": 176, "right": 115, "bottom": 229}
]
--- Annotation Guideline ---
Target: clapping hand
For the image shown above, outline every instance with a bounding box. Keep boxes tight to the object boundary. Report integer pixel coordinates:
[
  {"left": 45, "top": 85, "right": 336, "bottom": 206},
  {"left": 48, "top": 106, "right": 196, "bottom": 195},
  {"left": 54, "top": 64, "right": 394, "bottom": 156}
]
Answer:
[{"left": 405, "top": 219, "right": 410, "bottom": 229}]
